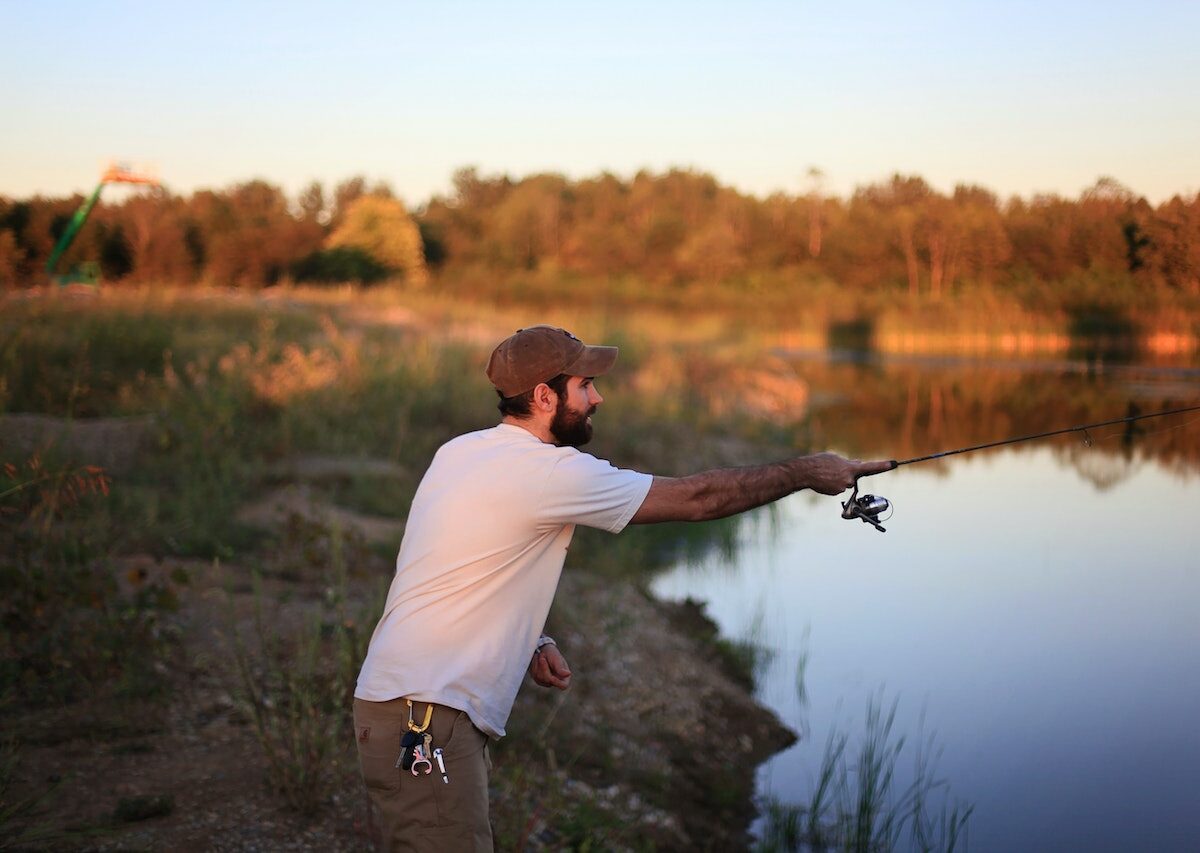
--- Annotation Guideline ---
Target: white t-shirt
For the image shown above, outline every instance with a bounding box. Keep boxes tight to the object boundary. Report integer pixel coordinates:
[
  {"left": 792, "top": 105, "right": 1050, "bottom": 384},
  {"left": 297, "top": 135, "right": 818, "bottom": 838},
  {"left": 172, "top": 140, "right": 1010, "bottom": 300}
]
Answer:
[{"left": 354, "top": 423, "right": 653, "bottom": 737}]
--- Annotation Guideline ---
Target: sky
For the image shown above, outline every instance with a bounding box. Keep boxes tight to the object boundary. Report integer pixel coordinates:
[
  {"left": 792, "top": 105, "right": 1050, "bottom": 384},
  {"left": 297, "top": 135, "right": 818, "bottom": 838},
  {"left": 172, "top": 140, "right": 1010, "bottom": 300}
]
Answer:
[{"left": 3, "top": 0, "right": 1198, "bottom": 207}]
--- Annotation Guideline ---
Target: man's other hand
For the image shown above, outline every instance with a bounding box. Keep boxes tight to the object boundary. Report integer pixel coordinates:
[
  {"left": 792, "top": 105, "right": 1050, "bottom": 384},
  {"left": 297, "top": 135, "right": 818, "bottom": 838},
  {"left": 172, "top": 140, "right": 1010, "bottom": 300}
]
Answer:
[{"left": 529, "top": 644, "right": 572, "bottom": 690}]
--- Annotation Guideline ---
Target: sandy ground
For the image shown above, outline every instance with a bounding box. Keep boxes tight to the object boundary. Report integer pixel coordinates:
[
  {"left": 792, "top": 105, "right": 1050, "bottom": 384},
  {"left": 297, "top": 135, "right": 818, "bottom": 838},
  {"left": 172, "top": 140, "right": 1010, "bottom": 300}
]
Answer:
[{"left": 5, "top": 471, "right": 794, "bottom": 852}]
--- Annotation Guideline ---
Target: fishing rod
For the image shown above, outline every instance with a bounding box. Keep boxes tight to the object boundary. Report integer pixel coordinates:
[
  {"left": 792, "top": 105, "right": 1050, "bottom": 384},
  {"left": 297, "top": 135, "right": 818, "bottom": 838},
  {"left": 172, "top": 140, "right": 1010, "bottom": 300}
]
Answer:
[{"left": 841, "top": 402, "right": 1200, "bottom": 532}]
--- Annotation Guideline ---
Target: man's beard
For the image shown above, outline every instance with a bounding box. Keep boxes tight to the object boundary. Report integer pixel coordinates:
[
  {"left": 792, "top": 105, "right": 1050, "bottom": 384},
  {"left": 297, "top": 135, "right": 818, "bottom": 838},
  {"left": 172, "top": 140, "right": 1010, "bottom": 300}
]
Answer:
[{"left": 551, "top": 398, "right": 595, "bottom": 447}]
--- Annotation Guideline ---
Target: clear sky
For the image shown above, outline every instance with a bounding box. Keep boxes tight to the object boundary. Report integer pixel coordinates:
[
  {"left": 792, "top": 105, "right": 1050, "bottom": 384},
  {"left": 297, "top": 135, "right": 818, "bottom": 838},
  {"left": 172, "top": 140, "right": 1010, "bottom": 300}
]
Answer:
[{"left": 3, "top": 0, "right": 1198, "bottom": 206}]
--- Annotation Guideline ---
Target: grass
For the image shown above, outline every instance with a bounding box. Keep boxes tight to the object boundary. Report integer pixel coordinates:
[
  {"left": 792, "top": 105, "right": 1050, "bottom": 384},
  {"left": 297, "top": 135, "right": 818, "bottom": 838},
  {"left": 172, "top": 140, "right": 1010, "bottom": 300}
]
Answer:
[
  {"left": 487, "top": 724, "right": 668, "bottom": 853},
  {"left": 756, "top": 691, "right": 973, "bottom": 853},
  {"left": 491, "top": 766, "right": 660, "bottom": 853},
  {"left": 0, "top": 450, "right": 179, "bottom": 706},
  {"left": 229, "top": 523, "right": 382, "bottom": 813}
]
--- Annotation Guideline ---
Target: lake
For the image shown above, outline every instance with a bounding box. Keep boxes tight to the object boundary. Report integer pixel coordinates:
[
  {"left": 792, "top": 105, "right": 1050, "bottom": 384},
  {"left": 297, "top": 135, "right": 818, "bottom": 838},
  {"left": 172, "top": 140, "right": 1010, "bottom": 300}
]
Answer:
[{"left": 651, "top": 349, "right": 1200, "bottom": 852}]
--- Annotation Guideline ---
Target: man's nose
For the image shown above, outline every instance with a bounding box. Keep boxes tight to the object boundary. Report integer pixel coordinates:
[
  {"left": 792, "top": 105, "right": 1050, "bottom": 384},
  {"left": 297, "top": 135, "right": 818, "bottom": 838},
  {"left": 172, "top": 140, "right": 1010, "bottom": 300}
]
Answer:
[{"left": 588, "top": 385, "right": 603, "bottom": 406}]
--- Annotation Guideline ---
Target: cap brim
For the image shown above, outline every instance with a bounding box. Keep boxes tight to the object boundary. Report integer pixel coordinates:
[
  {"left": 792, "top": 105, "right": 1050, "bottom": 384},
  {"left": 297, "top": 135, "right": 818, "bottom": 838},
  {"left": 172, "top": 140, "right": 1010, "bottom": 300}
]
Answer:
[{"left": 563, "top": 345, "right": 618, "bottom": 379}]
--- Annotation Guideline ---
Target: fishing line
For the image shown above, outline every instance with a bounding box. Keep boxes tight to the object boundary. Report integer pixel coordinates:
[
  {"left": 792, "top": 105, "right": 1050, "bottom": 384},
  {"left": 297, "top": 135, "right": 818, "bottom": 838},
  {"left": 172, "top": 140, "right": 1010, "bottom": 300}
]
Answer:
[
  {"left": 841, "top": 402, "right": 1200, "bottom": 533},
  {"left": 1058, "top": 412, "right": 1200, "bottom": 449},
  {"left": 1101, "top": 413, "right": 1200, "bottom": 442},
  {"left": 891, "top": 403, "right": 1200, "bottom": 467}
]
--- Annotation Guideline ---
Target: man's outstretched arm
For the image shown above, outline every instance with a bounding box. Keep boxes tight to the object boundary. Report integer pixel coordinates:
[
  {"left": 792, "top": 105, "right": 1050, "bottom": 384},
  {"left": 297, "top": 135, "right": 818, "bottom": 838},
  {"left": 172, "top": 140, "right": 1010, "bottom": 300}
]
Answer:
[{"left": 630, "top": 452, "right": 896, "bottom": 524}]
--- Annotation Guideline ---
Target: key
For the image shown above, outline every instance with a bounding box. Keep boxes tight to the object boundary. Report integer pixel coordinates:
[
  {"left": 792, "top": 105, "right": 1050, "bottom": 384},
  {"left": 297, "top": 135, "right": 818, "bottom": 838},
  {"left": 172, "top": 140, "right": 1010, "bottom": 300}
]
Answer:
[
  {"left": 422, "top": 732, "right": 433, "bottom": 762},
  {"left": 395, "top": 729, "right": 420, "bottom": 770},
  {"left": 433, "top": 747, "right": 449, "bottom": 784}
]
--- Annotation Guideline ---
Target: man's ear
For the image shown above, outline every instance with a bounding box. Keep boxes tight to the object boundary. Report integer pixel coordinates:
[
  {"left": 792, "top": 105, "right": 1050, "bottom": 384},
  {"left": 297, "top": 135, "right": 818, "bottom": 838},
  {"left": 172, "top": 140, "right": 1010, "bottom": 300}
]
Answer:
[{"left": 532, "top": 382, "right": 557, "bottom": 413}]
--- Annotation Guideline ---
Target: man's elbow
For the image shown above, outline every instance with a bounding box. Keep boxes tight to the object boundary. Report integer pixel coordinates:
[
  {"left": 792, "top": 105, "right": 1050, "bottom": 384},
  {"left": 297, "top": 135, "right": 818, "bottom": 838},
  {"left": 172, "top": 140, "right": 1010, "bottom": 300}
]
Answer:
[{"left": 633, "top": 477, "right": 716, "bottom": 524}]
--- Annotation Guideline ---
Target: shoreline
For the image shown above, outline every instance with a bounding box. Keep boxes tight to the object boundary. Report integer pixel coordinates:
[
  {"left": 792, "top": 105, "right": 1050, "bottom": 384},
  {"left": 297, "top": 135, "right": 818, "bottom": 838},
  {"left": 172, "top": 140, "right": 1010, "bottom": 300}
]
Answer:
[
  {"left": 500, "top": 568, "right": 797, "bottom": 850},
  {"left": 2, "top": 559, "right": 794, "bottom": 852}
]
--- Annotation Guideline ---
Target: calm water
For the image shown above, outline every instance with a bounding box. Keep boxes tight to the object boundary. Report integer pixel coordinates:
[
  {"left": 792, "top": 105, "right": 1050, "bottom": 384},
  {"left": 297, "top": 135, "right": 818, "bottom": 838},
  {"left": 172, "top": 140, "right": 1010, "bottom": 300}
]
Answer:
[{"left": 652, "top": 354, "right": 1200, "bottom": 852}]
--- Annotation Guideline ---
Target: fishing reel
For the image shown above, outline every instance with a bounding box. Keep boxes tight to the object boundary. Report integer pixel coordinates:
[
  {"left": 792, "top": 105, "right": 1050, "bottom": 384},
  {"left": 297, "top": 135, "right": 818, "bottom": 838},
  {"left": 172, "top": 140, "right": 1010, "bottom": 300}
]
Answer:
[{"left": 841, "top": 481, "right": 891, "bottom": 533}]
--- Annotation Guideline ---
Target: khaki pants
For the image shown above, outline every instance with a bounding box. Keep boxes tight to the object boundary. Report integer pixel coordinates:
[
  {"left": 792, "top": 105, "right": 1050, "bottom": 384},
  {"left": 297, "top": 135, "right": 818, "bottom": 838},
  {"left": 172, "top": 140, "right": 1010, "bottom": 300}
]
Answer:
[{"left": 354, "top": 697, "right": 493, "bottom": 852}]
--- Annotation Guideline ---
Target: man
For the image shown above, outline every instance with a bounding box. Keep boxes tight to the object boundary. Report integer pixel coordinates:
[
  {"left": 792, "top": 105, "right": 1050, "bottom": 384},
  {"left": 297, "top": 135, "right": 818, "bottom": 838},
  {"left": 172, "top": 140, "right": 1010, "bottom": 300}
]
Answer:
[{"left": 353, "top": 325, "right": 893, "bottom": 851}]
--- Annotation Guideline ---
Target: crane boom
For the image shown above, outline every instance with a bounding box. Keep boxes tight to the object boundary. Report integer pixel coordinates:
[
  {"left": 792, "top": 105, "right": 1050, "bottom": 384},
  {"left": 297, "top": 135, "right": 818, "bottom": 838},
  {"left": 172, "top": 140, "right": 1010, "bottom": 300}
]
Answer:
[{"left": 45, "top": 163, "right": 159, "bottom": 283}]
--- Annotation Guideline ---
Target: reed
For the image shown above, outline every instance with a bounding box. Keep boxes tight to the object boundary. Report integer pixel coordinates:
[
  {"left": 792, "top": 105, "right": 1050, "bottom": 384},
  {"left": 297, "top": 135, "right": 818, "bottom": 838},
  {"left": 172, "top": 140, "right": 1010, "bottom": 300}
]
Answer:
[{"left": 756, "top": 692, "right": 972, "bottom": 853}]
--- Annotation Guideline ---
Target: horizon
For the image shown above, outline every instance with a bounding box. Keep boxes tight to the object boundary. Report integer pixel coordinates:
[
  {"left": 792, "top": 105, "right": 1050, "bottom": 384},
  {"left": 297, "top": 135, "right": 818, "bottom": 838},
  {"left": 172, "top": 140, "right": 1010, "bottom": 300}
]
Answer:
[
  {"left": 5, "top": 162, "right": 1191, "bottom": 211},
  {"left": 4, "top": 1, "right": 1199, "bottom": 206}
]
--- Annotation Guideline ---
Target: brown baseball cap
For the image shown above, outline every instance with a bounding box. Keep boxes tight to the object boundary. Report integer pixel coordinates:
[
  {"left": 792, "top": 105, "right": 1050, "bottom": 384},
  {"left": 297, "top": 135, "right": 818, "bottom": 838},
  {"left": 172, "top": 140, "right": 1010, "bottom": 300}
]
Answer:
[{"left": 486, "top": 325, "right": 618, "bottom": 397}]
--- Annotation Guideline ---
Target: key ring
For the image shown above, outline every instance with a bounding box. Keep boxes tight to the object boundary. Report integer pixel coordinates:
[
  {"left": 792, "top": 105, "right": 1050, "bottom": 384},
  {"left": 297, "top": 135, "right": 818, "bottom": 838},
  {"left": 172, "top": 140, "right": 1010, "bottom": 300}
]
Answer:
[{"left": 407, "top": 699, "right": 434, "bottom": 733}]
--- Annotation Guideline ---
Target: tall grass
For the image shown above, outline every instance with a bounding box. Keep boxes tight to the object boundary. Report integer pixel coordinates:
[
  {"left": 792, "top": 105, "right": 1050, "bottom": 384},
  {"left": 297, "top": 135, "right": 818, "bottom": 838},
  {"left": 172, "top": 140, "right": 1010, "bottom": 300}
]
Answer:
[
  {"left": 0, "top": 451, "right": 178, "bottom": 706},
  {"left": 229, "top": 524, "right": 382, "bottom": 812},
  {"left": 757, "top": 692, "right": 972, "bottom": 853}
]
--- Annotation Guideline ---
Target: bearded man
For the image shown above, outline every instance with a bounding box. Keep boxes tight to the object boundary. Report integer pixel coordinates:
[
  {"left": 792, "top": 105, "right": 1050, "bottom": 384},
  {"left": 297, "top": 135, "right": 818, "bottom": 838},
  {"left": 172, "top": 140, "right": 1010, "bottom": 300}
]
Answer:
[{"left": 353, "top": 325, "right": 893, "bottom": 851}]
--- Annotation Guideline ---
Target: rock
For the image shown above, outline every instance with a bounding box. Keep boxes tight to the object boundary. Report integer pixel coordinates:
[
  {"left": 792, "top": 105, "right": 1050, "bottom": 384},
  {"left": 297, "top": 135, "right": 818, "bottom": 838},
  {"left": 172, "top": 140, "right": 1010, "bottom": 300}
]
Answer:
[
  {"left": 0, "top": 413, "right": 155, "bottom": 474},
  {"left": 236, "top": 484, "right": 404, "bottom": 547},
  {"left": 263, "top": 455, "right": 407, "bottom": 481}
]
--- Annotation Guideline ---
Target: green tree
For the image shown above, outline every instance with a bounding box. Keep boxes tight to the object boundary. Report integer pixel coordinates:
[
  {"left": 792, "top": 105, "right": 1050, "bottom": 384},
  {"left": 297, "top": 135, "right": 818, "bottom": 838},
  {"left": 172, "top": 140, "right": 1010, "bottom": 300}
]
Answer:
[
  {"left": 1142, "top": 193, "right": 1200, "bottom": 294},
  {"left": 327, "top": 195, "right": 427, "bottom": 285},
  {"left": 488, "top": 174, "right": 567, "bottom": 270},
  {"left": 298, "top": 181, "right": 327, "bottom": 225},
  {"left": 190, "top": 181, "right": 321, "bottom": 286},
  {"left": 121, "top": 189, "right": 197, "bottom": 283}
]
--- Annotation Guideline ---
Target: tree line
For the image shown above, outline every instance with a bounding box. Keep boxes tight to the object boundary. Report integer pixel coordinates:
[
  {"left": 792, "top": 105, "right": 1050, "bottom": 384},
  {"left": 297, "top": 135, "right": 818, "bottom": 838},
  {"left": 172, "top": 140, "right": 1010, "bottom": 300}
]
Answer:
[{"left": 2, "top": 168, "right": 1198, "bottom": 298}]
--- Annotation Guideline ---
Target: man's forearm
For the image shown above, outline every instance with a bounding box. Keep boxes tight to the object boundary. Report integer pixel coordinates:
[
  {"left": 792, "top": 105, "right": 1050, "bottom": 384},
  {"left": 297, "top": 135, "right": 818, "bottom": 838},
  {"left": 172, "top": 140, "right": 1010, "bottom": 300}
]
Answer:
[
  {"left": 681, "top": 453, "right": 859, "bottom": 520},
  {"left": 683, "top": 455, "right": 836, "bottom": 520},
  {"left": 631, "top": 452, "right": 884, "bottom": 524}
]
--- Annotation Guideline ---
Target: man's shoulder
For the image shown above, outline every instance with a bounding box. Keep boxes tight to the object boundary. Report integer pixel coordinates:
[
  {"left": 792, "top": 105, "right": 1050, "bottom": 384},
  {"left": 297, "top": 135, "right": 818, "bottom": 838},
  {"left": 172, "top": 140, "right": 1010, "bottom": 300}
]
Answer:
[
  {"left": 440, "top": 424, "right": 537, "bottom": 452},
  {"left": 435, "top": 424, "right": 564, "bottom": 465},
  {"left": 439, "top": 425, "right": 497, "bottom": 450},
  {"left": 435, "top": 426, "right": 624, "bottom": 475}
]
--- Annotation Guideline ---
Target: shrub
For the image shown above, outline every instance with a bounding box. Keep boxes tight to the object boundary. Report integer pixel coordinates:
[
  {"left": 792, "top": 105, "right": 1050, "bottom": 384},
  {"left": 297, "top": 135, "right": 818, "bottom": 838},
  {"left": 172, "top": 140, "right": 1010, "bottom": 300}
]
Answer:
[
  {"left": 0, "top": 455, "right": 178, "bottom": 706},
  {"left": 230, "top": 526, "right": 380, "bottom": 812},
  {"left": 291, "top": 246, "right": 389, "bottom": 285}
]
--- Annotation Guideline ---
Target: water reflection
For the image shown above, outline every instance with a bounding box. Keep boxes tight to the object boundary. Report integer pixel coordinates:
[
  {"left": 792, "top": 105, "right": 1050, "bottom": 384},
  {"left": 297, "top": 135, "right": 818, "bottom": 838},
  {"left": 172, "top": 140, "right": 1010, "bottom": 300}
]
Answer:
[
  {"left": 780, "top": 350, "right": 1200, "bottom": 475},
  {"left": 653, "top": 353, "right": 1200, "bottom": 853}
]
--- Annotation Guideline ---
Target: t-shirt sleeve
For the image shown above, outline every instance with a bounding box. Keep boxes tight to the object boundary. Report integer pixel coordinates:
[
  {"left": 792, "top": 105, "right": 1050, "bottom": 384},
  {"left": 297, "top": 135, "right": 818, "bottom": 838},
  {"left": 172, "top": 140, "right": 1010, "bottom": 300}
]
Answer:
[{"left": 538, "top": 451, "right": 653, "bottom": 533}]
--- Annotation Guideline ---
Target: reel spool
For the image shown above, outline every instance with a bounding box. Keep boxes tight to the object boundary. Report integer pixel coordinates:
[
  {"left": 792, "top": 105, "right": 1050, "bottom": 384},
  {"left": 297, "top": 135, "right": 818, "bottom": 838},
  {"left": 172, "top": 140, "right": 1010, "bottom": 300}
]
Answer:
[{"left": 841, "top": 482, "right": 890, "bottom": 532}]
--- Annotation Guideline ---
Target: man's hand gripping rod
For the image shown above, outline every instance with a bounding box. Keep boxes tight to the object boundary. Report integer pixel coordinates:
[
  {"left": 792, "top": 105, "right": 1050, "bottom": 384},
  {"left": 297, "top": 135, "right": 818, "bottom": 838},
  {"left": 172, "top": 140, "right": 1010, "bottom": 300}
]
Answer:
[{"left": 841, "top": 463, "right": 897, "bottom": 533}]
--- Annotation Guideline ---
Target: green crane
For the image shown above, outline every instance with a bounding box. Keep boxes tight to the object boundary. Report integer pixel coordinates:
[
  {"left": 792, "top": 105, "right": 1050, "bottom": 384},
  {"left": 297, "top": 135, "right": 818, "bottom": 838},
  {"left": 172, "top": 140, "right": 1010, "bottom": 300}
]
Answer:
[{"left": 45, "top": 163, "right": 158, "bottom": 285}]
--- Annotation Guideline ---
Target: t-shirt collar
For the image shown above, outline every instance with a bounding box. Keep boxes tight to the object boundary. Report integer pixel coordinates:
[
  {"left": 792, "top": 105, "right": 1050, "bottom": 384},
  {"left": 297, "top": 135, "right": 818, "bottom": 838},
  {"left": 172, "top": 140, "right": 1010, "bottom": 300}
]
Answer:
[{"left": 495, "top": 421, "right": 545, "bottom": 442}]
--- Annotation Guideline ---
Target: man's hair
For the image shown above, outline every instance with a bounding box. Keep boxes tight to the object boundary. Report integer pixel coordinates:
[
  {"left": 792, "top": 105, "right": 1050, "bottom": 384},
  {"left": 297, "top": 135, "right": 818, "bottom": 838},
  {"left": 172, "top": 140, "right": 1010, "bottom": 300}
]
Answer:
[{"left": 497, "top": 373, "right": 570, "bottom": 417}]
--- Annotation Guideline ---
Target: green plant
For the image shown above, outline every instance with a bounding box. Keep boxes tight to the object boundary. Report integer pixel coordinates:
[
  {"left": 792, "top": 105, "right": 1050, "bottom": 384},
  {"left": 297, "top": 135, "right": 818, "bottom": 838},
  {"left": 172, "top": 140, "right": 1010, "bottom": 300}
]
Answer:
[
  {"left": 756, "top": 691, "right": 973, "bottom": 853},
  {"left": 230, "top": 525, "right": 380, "bottom": 812},
  {"left": 0, "top": 454, "right": 178, "bottom": 705},
  {"left": 266, "top": 511, "right": 372, "bottom": 582},
  {"left": 233, "top": 592, "right": 350, "bottom": 812},
  {"left": 291, "top": 246, "right": 390, "bottom": 285},
  {"left": 0, "top": 456, "right": 110, "bottom": 532}
]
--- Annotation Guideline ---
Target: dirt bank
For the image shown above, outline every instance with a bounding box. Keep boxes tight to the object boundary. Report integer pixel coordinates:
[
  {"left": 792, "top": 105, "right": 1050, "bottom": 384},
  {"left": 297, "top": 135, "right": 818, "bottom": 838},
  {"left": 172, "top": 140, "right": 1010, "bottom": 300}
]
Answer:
[{"left": 5, "top": 555, "right": 794, "bottom": 852}]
